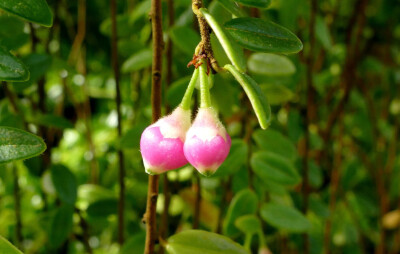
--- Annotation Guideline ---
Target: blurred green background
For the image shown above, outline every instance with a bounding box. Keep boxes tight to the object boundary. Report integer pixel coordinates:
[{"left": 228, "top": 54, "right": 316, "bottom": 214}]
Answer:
[{"left": 0, "top": 0, "right": 400, "bottom": 253}]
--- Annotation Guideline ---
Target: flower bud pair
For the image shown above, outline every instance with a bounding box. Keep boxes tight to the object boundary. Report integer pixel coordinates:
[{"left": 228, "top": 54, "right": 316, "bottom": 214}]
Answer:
[{"left": 140, "top": 106, "right": 231, "bottom": 176}]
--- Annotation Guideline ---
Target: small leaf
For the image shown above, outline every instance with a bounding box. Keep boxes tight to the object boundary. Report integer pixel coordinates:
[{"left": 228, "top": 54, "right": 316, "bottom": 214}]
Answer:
[
  {"left": 234, "top": 0, "right": 271, "bottom": 8},
  {"left": 0, "top": 127, "right": 46, "bottom": 164},
  {"left": 122, "top": 49, "right": 152, "bottom": 73},
  {"left": 169, "top": 26, "right": 200, "bottom": 55},
  {"left": 251, "top": 151, "right": 300, "bottom": 186},
  {"left": 51, "top": 164, "right": 77, "bottom": 205},
  {"left": 248, "top": 53, "right": 296, "bottom": 76},
  {"left": 200, "top": 8, "right": 246, "bottom": 72},
  {"left": 260, "top": 203, "right": 311, "bottom": 232},
  {"left": 87, "top": 198, "right": 118, "bottom": 218},
  {"left": 223, "top": 189, "right": 258, "bottom": 236},
  {"left": 252, "top": 129, "right": 297, "bottom": 160},
  {"left": 49, "top": 205, "right": 74, "bottom": 248},
  {"left": 0, "top": 0, "right": 53, "bottom": 27},
  {"left": 214, "top": 139, "right": 248, "bottom": 177},
  {"left": 224, "top": 18, "right": 303, "bottom": 53},
  {"left": 225, "top": 64, "right": 271, "bottom": 129},
  {"left": 260, "top": 83, "right": 295, "bottom": 105},
  {"left": 0, "top": 236, "right": 23, "bottom": 254},
  {"left": 234, "top": 215, "right": 262, "bottom": 235},
  {"left": 35, "top": 114, "right": 73, "bottom": 129},
  {"left": 166, "top": 230, "right": 249, "bottom": 254},
  {"left": 15, "top": 54, "right": 52, "bottom": 89},
  {"left": 0, "top": 47, "right": 29, "bottom": 82},
  {"left": 216, "top": 0, "right": 246, "bottom": 17},
  {"left": 315, "top": 16, "right": 332, "bottom": 50}
]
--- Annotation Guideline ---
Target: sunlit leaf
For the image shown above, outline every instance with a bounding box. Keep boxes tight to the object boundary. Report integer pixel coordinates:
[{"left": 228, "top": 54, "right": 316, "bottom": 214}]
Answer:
[
  {"left": 0, "top": 236, "right": 23, "bottom": 254},
  {"left": 0, "top": 0, "right": 53, "bottom": 27},
  {"left": 166, "top": 230, "right": 249, "bottom": 254},
  {"left": 248, "top": 53, "right": 296, "bottom": 76},
  {"left": 234, "top": 215, "right": 262, "bottom": 235},
  {"left": 0, "top": 127, "right": 46, "bottom": 164},
  {"left": 224, "top": 18, "right": 303, "bottom": 53}
]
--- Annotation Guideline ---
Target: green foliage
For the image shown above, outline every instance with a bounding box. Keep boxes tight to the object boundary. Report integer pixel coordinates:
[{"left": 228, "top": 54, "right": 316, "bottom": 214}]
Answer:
[
  {"left": 0, "top": 0, "right": 53, "bottom": 26},
  {"left": 49, "top": 205, "right": 74, "bottom": 248},
  {"left": 233, "top": 0, "right": 271, "bottom": 8},
  {"left": 51, "top": 164, "right": 78, "bottom": 205},
  {"left": 224, "top": 18, "right": 303, "bottom": 53},
  {"left": 166, "top": 230, "right": 249, "bottom": 254},
  {"left": 0, "top": 127, "right": 46, "bottom": 164},
  {"left": 0, "top": 236, "right": 23, "bottom": 254},
  {"left": 0, "top": 47, "right": 29, "bottom": 82}
]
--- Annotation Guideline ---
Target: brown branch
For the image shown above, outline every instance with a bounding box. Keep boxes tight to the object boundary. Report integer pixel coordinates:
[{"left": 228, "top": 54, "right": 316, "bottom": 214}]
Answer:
[
  {"left": 191, "top": 0, "right": 223, "bottom": 73},
  {"left": 144, "top": 0, "right": 163, "bottom": 252},
  {"left": 302, "top": 1, "right": 317, "bottom": 253},
  {"left": 110, "top": 0, "right": 125, "bottom": 245}
]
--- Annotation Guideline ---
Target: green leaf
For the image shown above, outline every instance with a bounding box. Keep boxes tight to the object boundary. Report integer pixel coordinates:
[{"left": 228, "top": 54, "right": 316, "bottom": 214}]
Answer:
[
  {"left": 260, "top": 203, "right": 311, "bottom": 232},
  {"left": 87, "top": 198, "right": 118, "bottom": 218},
  {"left": 260, "top": 83, "right": 295, "bottom": 105},
  {"left": 49, "top": 205, "right": 74, "bottom": 248},
  {"left": 315, "top": 16, "right": 332, "bottom": 50},
  {"left": 252, "top": 129, "right": 297, "bottom": 160},
  {"left": 169, "top": 26, "right": 200, "bottom": 55},
  {"left": 35, "top": 114, "right": 73, "bottom": 129},
  {"left": 223, "top": 189, "right": 258, "bottom": 236},
  {"left": 0, "top": 16, "right": 29, "bottom": 50},
  {"left": 248, "top": 53, "right": 296, "bottom": 76},
  {"left": 119, "top": 123, "right": 147, "bottom": 149},
  {"left": 0, "top": 47, "right": 29, "bottom": 82},
  {"left": 0, "top": 236, "right": 23, "bottom": 254},
  {"left": 216, "top": 0, "right": 246, "bottom": 17},
  {"left": 234, "top": 0, "right": 271, "bottom": 8},
  {"left": 167, "top": 76, "right": 192, "bottom": 108},
  {"left": 214, "top": 139, "right": 248, "bottom": 177},
  {"left": 0, "top": 127, "right": 46, "bottom": 164},
  {"left": 16, "top": 54, "right": 52, "bottom": 88},
  {"left": 224, "top": 18, "right": 303, "bottom": 54},
  {"left": 234, "top": 215, "right": 262, "bottom": 235},
  {"left": 251, "top": 151, "right": 301, "bottom": 186},
  {"left": 0, "top": 0, "right": 53, "bottom": 27},
  {"left": 51, "top": 164, "right": 77, "bottom": 205},
  {"left": 121, "top": 49, "right": 152, "bottom": 73},
  {"left": 200, "top": 8, "right": 246, "bottom": 72},
  {"left": 225, "top": 64, "right": 271, "bottom": 129},
  {"left": 166, "top": 230, "right": 249, "bottom": 254},
  {"left": 121, "top": 232, "right": 146, "bottom": 254}
]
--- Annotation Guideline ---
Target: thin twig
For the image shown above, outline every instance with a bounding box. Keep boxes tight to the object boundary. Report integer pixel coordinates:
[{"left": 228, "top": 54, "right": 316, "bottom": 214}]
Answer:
[
  {"left": 110, "top": 0, "right": 125, "bottom": 245},
  {"left": 144, "top": 0, "right": 163, "bottom": 252}
]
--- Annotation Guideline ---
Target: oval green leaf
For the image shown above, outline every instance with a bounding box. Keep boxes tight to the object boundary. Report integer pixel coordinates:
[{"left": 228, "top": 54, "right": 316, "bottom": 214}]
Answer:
[
  {"left": 166, "top": 230, "right": 249, "bottom": 254},
  {"left": 200, "top": 8, "right": 246, "bottom": 72},
  {"left": 0, "top": 0, "right": 53, "bottom": 27},
  {"left": 224, "top": 17, "right": 303, "bottom": 54},
  {"left": 216, "top": 0, "right": 246, "bottom": 17},
  {"left": 122, "top": 49, "right": 152, "bottom": 73},
  {"left": 251, "top": 151, "right": 301, "bottom": 186},
  {"left": 0, "top": 236, "right": 23, "bottom": 254},
  {"left": 260, "top": 83, "right": 295, "bottom": 105},
  {"left": 260, "top": 203, "right": 311, "bottom": 233},
  {"left": 214, "top": 139, "right": 248, "bottom": 177},
  {"left": 234, "top": 0, "right": 271, "bottom": 8},
  {"left": 252, "top": 129, "right": 297, "bottom": 160},
  {"left": 169, "top": 26, "right": 200, "bottom": 55},
  {"left": 225, "top": 64, "right": 271, "bottom": 129},
  {"left": 0, "top": 126, "right": 46, "bottom": 164},
  {"left": 35, "top": 114, "right": 74, "bottom": 129},
  {"left": 49, "top": 205, "right": 74, "bottom": 248},
  {"left": 234, "top": 215, "right": 262, "bottom": 235},
  {"left": 0, "top": 47, "right": 29, "bottom": 82},
  {"left": 248, "top": 53, "right": 296, "bottom": 76},
  {"left": 223, "top": 189, "right": 258, "bottom": 236},
  {"left": 51, "top": 164, "right": 78, "bottom": 205}
]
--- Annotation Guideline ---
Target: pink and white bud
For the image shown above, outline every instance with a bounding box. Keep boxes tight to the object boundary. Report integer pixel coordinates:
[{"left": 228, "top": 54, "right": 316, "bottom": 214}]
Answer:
[
  {"left": 184, "top": 107, "right": 231, "bottom": 176},
  {"left": 140, "top": 107, "right": 191, "bottom": 175}
]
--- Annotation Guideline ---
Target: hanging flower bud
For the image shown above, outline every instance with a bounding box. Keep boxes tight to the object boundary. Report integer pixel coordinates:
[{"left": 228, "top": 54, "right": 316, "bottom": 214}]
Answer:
[
  {"left": 140, "top": 107, "right": 191, "bottom": 175},
  {"left": 184, "top": 107, "right": 231, "bottom": 176}
]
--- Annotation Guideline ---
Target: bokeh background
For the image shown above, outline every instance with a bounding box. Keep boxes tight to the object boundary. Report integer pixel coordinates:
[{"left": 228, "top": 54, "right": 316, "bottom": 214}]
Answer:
[{"left": 0, "top": 0, "right": 400, "bottom": 253}]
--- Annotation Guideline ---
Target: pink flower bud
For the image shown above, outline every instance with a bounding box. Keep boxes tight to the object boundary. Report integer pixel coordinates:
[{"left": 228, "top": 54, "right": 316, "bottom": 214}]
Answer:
[
  {"left": 140, "top": 107, "right": 191, "bottom": 174},
  {"left": 184, "top": 107, "right": 231, "bottom": 176}
]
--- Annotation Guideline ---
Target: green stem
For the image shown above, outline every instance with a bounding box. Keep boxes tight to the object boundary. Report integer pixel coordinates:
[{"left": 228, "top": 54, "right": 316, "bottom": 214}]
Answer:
[
  {"left": 258, "top": 231, "right": 266, "bottom": 248},
  {"left": 244, "top": 233, "right": 252, "bottom": 250},
  {"left": 180, "top": 68, "right": 199, "bottom": 110},
  {"left": 199, "top": 62, "right": 211, "bottom": 108}
]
